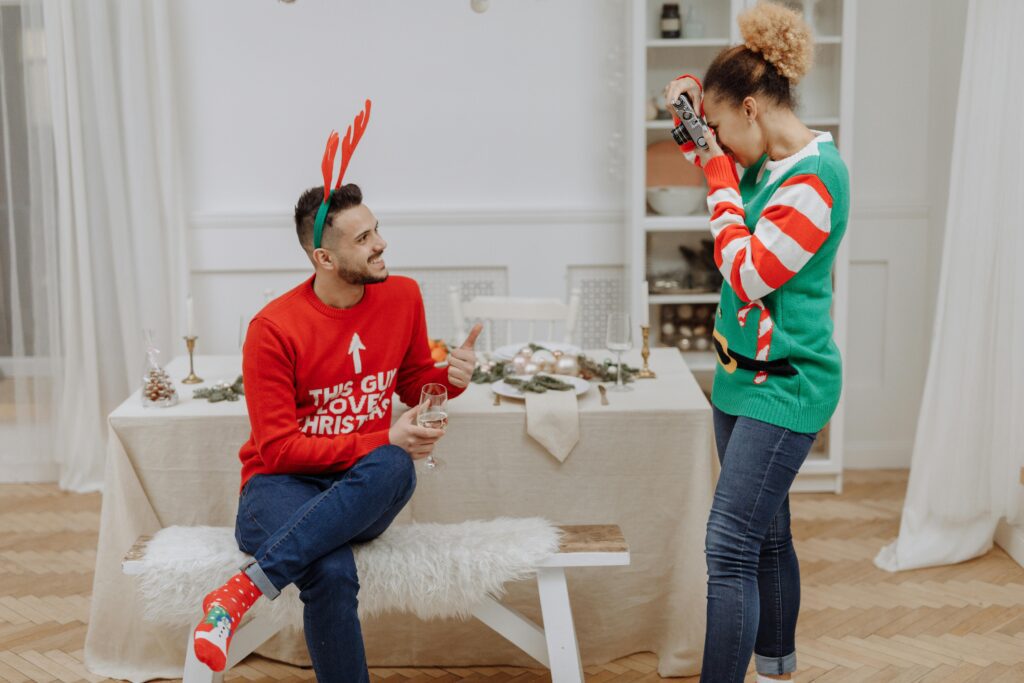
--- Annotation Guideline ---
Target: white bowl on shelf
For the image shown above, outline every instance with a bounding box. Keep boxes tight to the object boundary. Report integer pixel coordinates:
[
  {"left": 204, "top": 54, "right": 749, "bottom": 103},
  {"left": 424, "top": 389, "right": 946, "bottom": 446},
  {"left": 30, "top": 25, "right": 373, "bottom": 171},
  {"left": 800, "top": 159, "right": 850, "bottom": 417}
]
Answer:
[{"left": 646, "top": 186, "right": 706, "bottom": 216}]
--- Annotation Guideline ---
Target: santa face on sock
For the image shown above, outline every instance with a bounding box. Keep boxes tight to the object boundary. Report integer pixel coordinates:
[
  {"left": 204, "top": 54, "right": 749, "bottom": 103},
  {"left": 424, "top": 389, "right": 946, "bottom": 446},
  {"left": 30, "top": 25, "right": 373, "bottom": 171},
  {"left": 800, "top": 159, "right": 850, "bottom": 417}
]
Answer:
[
  {"left": 194, "top": 605, "right": 231, "bottom": 650},
  {"left": 193, "top": 573, "right": 262, "bottom": 672}
]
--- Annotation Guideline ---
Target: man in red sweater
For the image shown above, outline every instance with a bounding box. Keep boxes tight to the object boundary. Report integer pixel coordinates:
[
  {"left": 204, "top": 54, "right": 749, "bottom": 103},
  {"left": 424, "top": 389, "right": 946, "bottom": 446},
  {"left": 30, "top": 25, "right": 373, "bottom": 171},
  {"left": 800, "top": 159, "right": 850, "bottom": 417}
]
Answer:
[{"left": 191, "top": 183, "right": 481, "bottom": 681}]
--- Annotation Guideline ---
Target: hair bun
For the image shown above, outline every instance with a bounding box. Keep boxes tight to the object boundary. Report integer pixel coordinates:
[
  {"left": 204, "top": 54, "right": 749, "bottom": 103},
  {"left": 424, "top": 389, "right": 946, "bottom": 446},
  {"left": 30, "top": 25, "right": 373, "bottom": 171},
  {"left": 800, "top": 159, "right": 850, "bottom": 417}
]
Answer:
[{"left": 738, "top": 1, "right": 813, "bottom": 83}]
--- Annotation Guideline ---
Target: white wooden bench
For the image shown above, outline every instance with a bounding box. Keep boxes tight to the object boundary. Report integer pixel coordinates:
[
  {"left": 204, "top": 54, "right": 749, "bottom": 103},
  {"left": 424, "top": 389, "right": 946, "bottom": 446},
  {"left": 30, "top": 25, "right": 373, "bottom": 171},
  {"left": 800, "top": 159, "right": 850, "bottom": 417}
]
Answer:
[{"left": 122, "top": 522, "right": 629, "bottom": 683}]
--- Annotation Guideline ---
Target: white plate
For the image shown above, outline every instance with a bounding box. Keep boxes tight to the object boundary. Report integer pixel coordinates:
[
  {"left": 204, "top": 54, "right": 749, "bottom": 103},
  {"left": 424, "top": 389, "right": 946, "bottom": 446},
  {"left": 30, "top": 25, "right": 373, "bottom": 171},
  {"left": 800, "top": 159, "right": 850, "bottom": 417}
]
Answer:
[
  {"left": 490, "top": 374, "right": 591, "bottom": 400},
  {"left": 492, "top": 342, "right": 583, "bottom": 362}
]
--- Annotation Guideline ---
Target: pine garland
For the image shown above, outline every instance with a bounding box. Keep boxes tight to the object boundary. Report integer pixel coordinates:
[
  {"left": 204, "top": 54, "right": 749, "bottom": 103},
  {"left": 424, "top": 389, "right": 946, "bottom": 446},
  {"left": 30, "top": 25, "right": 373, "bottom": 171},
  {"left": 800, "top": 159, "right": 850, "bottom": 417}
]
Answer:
[
  {"left": 503, "top": 374, "right": 574, "bottom": 393},
  {"left": 471, "top": 352, "right": 638, "bottom": 386},
  {"left": 194, "top": 375, "right": 245, "bottom": 402}
]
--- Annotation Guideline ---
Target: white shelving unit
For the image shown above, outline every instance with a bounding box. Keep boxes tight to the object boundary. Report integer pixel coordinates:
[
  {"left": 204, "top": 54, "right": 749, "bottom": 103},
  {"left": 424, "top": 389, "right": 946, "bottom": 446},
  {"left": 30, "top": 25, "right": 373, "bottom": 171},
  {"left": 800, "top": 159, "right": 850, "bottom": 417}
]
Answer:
[{"left": 625, "top": 0, "right": 856, "bottom": 493}]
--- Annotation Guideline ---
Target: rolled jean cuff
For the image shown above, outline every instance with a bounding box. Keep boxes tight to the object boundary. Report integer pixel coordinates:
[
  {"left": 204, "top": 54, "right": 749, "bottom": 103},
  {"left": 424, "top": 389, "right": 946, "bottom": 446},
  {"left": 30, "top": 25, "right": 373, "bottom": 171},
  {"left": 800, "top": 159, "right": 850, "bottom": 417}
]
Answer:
[
  {"left": 242, "top": 559, "right": 281, "bottom": 600},
  {"left": 755, "top": 651, "right": 797, "bottom": 675}
]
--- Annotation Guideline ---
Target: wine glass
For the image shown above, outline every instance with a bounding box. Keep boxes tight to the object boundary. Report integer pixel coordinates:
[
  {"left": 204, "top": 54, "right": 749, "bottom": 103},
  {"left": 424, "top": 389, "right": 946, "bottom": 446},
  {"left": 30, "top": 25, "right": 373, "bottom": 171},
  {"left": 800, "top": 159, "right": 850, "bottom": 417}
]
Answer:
[
  {"left": 417, "top": 383, "right": 448, "bottom": 470},
  {"left": 606, "top": 312, "right": 633, "bottom": 392}
]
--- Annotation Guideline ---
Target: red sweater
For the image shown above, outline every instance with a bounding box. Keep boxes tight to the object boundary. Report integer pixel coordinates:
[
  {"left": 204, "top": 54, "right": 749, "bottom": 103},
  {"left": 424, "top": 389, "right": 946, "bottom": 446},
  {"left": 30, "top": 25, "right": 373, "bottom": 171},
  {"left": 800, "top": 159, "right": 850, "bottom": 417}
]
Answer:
[{"left": 238, "top": 275, "right": 464, "bottom": 490}]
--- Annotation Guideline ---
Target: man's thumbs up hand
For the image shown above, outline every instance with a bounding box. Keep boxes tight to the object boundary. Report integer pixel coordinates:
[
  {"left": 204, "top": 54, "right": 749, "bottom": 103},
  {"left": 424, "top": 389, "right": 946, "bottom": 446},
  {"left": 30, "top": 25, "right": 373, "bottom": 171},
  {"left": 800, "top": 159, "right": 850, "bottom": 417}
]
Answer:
[{"left": 447, "top": 323, "right": 483, "bottom": 388}]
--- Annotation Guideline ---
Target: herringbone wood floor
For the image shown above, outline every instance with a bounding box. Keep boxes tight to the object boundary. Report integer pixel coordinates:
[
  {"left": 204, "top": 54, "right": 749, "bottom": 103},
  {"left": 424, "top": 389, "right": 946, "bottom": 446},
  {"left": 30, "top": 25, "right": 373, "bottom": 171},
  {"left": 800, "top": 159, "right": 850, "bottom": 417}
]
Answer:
[{"left": 1, "top": 470, "right": 1023, "bottom": 682}]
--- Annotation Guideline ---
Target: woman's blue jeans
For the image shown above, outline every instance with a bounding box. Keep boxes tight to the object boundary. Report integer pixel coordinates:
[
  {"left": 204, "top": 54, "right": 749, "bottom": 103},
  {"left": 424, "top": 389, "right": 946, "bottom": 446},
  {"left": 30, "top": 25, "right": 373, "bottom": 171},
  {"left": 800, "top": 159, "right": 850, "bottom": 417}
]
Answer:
[{"left": 700, "top": 407, "right": 817, "bottom": 682}]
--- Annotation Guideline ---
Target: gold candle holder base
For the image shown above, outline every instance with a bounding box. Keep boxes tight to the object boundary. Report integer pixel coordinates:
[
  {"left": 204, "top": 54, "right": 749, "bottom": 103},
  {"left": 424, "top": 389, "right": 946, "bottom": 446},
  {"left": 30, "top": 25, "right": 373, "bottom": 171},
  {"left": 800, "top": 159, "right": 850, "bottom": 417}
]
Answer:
[
  {"left": 182, "top": 336, "right": 204, "bottom": 384},
  {"left": 637, "top": 325, "right": 657, "bottom": 379}
]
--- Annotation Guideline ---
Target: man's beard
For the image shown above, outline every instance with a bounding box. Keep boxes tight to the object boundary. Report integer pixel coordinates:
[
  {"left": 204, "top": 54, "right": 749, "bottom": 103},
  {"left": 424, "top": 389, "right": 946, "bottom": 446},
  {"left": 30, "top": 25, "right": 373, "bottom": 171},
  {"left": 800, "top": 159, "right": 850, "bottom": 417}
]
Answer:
[{"left": 337, "top": 259, "right": 388, "bottom": 286}]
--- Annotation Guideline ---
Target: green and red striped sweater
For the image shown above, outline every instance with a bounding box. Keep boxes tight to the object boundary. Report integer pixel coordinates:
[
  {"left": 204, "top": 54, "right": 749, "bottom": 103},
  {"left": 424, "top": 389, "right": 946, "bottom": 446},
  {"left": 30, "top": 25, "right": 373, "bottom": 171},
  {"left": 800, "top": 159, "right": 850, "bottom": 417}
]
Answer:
[{"left": 680, "top": 131, "right": 849, "bottom": 434}]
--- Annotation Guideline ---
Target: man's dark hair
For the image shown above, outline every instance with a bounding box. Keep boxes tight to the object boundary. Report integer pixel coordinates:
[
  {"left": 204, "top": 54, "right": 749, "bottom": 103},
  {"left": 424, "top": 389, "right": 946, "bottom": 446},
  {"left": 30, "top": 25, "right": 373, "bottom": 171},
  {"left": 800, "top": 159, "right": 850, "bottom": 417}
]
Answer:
[{"left": 294, "top": 183, "right": 363, "bottom": 251}]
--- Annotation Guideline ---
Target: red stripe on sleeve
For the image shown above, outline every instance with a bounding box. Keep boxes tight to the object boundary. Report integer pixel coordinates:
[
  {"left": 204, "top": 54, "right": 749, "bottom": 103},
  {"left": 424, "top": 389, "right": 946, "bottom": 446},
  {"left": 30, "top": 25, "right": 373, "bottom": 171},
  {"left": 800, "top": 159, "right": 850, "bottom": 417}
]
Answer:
[
  {"left": 704, "top": 155, "right": 741, "bottom": 191},
  {"left": 714, "top": 227, "right": 747, "bottom": 268},
  {"left": 730, "top": 246, "right": 752, "bottom": 302},
  {"left": 780, "top": 174, "right": 833, "bottom": 208},
  {"left": 749, "top": 237, "right": 797, "bottom": 289},
  {"left": 711, "top": 201, "right": 745, "bottom": 222},
  {"left": 761, "top": 204, "right": 830, "bottom": 254}
]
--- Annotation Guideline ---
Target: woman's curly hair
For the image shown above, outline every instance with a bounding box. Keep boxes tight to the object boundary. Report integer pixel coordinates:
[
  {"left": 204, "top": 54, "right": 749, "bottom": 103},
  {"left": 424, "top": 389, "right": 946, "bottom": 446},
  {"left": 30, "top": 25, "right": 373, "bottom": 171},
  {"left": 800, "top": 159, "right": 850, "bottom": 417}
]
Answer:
[{"left": 703, "top": 1, "right": 814, "bottom": 109}]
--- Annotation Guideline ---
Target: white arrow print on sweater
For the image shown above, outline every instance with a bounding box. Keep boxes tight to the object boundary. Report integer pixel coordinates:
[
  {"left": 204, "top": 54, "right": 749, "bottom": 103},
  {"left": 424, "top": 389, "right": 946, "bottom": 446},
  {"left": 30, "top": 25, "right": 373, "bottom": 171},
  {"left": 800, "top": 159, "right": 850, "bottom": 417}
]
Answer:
[{"left": 348, "top": 333, "right": 366, "bottom": 374}]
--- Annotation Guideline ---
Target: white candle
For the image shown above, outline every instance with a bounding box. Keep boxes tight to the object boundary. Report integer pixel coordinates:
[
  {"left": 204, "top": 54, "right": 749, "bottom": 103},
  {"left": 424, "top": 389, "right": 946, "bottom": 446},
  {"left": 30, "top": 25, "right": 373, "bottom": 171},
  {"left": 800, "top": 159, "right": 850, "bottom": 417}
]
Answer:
[
  {"left": 641, "top": 280, "right": 650, "bottom": 328},
  {"left": 186, "top": 295, "right": 195, "bottom": 337}
]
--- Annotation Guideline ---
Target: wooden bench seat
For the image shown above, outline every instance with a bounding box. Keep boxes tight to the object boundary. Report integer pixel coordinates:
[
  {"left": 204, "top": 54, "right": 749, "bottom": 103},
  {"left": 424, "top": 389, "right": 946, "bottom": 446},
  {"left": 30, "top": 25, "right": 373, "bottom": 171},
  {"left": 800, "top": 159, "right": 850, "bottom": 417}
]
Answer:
[{"left": 123, "top": 522, "right": 629, "bottom": 683}]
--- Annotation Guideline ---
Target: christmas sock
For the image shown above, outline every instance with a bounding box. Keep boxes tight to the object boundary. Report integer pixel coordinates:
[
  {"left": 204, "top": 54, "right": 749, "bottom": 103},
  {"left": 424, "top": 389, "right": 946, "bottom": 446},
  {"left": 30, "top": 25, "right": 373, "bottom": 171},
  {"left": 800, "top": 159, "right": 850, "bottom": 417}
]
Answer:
[{"left": 193, "top": 572, "right": 263, "bottom": 672}]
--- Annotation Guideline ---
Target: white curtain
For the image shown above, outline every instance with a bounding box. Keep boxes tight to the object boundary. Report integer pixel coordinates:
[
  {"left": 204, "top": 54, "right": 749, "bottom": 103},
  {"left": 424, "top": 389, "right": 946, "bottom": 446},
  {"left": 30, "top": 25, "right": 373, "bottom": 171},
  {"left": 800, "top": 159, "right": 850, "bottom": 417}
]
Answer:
[
  {"left": 875, "top": 0, "right": 1024, "bottom": 572},
  {"left": 0, "top": 3, "right": 59, "bottom": 483},
  {"left": 0, "top": 0, "right": 187, "bottom": 492}
]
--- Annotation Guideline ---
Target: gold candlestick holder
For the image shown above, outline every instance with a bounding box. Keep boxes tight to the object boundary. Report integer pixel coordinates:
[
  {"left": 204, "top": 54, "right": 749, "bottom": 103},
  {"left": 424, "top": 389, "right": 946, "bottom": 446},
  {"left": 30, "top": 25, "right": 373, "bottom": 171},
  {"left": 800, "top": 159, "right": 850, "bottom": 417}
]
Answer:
[
  {"left": 637, "top": 325, "right": 656, "bottom": 379},
  {"left": 182, "top": 336, "right": 204, "bottom": 384}
]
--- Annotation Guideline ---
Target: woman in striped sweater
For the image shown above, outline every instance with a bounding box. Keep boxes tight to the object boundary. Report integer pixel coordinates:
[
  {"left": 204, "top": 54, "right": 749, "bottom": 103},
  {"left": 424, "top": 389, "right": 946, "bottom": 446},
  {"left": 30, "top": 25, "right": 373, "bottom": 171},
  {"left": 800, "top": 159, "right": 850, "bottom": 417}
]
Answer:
[{"left": 664, "top": 3, "right": 849, "bottom": 682}]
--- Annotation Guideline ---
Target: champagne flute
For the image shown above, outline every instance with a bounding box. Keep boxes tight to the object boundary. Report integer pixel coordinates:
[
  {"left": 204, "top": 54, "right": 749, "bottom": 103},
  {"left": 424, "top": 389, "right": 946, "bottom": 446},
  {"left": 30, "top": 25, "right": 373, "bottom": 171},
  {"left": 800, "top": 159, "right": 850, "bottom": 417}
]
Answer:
[
  {"left": 417, "top": 383, "right": 448, "bottom": 470},
  {"left": 606, "top": 312, "right": 634, "bottom": 392}
]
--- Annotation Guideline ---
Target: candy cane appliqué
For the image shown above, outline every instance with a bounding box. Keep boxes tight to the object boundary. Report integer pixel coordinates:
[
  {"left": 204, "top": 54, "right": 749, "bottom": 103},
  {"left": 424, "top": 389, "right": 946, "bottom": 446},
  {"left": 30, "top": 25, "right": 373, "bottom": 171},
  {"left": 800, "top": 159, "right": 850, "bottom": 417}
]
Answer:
[{"left": 737, "top": 300, "right": 774, "bottom": 385}]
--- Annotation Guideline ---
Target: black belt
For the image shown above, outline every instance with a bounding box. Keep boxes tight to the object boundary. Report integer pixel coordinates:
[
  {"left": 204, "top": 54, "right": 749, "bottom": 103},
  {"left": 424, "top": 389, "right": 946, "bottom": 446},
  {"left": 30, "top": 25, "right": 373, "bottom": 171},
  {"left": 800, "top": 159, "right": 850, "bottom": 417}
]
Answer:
[{"left": 712, "top": 330, "right": 797, "bottom": 377}]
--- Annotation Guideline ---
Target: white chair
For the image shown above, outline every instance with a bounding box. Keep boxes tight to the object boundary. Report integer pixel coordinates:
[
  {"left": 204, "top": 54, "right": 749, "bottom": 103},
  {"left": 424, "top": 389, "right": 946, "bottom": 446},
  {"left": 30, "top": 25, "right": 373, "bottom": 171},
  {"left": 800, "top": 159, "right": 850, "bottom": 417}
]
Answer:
[{"left": 449, "top": 287, "right": 582, "bottom": 354}]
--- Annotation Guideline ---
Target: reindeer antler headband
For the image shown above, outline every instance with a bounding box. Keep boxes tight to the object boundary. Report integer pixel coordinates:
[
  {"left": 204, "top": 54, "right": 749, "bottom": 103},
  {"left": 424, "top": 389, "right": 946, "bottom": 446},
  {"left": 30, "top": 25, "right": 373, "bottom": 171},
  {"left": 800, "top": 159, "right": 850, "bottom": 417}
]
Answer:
[{"left": 313, "top": 99, "right": 372, "bottom": 250}]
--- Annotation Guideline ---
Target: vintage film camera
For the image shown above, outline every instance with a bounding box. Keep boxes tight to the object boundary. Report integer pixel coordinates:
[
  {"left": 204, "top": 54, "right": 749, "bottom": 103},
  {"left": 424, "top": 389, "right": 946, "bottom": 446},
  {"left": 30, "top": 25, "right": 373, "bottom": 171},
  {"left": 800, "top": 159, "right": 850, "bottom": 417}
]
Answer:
[{"left": 670, "top": 93, "right": 709, "bottom": 150}]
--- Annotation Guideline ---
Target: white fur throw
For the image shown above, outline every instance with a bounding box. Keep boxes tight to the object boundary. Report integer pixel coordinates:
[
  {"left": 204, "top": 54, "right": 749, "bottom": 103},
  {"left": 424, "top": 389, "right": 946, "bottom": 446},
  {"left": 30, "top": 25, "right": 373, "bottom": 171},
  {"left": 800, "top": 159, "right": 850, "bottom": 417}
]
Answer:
[{"left": 134, "top": 518, "right": 561, "bottom": 628}]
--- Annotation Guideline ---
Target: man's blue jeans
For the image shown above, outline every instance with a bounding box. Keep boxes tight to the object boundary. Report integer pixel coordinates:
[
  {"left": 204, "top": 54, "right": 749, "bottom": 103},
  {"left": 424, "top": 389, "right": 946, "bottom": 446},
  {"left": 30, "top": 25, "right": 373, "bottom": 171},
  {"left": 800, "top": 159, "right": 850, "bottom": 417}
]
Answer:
[
  {"left": 700, "top": 407, "right": 817, "bottom": 683},
  {"left": 234, "top": 445, "right": 416, "bottom": 683}
]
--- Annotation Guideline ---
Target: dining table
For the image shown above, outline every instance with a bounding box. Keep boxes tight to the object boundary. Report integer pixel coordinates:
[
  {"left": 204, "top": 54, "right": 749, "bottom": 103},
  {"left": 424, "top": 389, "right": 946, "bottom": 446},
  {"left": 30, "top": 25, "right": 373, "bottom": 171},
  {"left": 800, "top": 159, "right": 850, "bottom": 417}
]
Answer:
[{"left": 84, "top": 347, "right": 716, "bottom": 680}]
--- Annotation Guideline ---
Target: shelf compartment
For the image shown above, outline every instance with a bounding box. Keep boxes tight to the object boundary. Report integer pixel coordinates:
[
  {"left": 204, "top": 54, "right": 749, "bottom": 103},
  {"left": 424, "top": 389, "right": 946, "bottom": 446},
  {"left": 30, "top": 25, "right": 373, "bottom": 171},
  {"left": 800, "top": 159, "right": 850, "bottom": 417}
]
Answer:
[
  {"left": 647, "top": 38, "right": 732, "bottom": 48},
  {"left": 650, "top": 292, "right": 720, "bottom": 304},
  {"left": 773, "top": 0, "right": 844, "bottom": 36},
  {"left": 794, "top": 42, "right": 842, "bottom": 121},
  {"left": 643, "top": 215, "right": 709, "bottom": 231},
  {"left": 645, "top": 0, "right": 732, "bottom": 43}
]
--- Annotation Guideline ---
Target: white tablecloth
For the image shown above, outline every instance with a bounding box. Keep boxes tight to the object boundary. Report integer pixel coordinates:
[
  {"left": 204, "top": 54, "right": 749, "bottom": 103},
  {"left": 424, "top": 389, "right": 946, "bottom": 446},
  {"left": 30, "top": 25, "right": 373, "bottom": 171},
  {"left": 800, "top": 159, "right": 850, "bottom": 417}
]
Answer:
[{"left": 85, "top": 349, "right": 715, "bottom": 680}]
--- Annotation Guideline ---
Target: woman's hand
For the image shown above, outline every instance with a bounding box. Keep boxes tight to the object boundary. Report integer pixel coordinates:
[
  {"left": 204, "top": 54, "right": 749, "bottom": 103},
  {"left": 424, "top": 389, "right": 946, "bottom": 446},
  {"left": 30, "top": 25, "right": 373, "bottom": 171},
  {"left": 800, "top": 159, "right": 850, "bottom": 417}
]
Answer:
[
  {"left": 664, "top": 76, "right": 703, "bottom": 118},
  {"left": 691, "top": 126, "right": 725, "bottom": 166},
  {"left": 664, "top": 77, "right": 725, "bottom": 167}
]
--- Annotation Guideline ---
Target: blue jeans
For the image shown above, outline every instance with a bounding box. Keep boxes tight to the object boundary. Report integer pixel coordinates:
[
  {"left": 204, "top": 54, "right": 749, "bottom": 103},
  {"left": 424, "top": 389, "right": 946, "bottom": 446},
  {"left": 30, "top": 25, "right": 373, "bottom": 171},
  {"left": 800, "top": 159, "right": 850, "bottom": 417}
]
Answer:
[
  {"left": 700, "top": 407, "right": 817, "bottom": 683},
  {"left": 234, "top": 445, "right": 417, "bottom": 683}
]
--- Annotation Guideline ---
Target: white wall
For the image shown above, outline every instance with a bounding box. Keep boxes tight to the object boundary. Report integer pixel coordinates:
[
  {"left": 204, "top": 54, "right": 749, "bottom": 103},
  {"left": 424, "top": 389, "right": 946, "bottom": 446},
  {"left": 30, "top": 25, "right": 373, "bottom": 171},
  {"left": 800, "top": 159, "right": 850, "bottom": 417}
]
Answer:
[
  {"left": 841, "top": 0, "right": 968, "bottom": 468},
  {"left": 170, "top": 0, "right": 968, "bottom": 469},
  {"left": 842, "top": 0, "right": 931, "bottom": 468},
  {"left": 171, "top": 0, "right": 631, "bottom": 354},
  {"left": 173, "top": 0, "right": 626, "bottom": 214}
]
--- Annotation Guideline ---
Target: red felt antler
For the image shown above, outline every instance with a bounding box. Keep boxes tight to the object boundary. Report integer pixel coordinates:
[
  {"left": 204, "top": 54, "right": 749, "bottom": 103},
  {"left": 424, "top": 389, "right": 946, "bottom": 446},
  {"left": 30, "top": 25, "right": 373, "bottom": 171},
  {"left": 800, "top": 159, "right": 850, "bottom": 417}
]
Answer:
[
  {"left": 320, "top": 131, "right": 340, "bottom": 202},
  {"left": 334, "top": 99, "right": 372, "bottom": 189}
]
